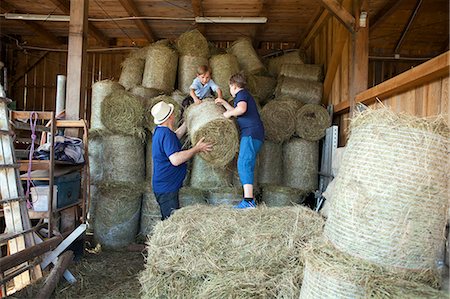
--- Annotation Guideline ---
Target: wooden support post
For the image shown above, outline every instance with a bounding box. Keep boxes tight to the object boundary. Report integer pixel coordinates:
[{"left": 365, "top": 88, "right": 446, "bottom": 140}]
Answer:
[
  {"left": 315, "top": 0, "right": 355, "bottom": 33},
  {"left": 36, "top": 251, "right": 74, "bottom": 299},
  {"left": 191, "top": 0, "right": 206, "bottom": 35}
]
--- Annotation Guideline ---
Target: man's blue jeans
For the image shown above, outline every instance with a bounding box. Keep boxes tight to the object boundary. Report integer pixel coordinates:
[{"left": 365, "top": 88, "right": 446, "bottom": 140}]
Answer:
[{"left": 154, "top": 191, "right": 180, "bottom": 220}]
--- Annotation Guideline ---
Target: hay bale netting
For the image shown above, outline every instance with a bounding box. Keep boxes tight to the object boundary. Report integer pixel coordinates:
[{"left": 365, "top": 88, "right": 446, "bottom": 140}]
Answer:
[
  {"left": 229, "top": 38, "right": 265, "bottom": 75},
  {"left": 140, "top": 205, "right": 325, "bottom": 298},
  {"left": 283, "top": 138, "right": 319, "bottom": 191},
  {"left": 295, "top": 104, "right": 331, "bottom": 141},
  {"left": 171, "top": 90, "right": 187, "bottom": 107},
  {"left": 119, "top": 57, "right": 145, "bottom": 90},
  {"left": 260, "top": 99, "right": 300, "bottom": 143},
  {"left": 275, "top": 76, "right": 323, "bottom": 105},
  {"left": 324, "top": 108, "right": 450, "bottom": 271},
  {"left": 143, "top": 95, "right": 182, "bottom": 131},
  {"left": 247, "top": 74, "right": 277, "bottom": 103},
  {"left": 299, "top": 240, "right": 444, "bottom": 299},
  {"left": 207, "top": 187, "right": 242, "bottom": 206},
  {"left": 262, "top": 185, "right": 307, "bottom": 207},
  {"left": 102, "top": 134, "right": 145, "bottom": 182},
  {"left": 179, "top": 187, "right": 207, "bottom": 207},
  {"left": 91, "top": 80, "right": 124, "bottom": 130},
  {"left": 94, "top": 182, "right": 143, "bottom": 249},
  {"left": 176, "top": 29, "right": 209, "bottom": 58},
  {"left": 185, "top": 100, "right": 239, "bottom": 166},
  {"left": 209, "top": 54, "right": 240, "bottom": 99},
  {"left": 279, "top": 64, "right": 324, "bottom": 82},
  {"left": 268, "top": 50, "right": 305, "bottom": 77},
  {"left": 140, "top": 186, "right": 161, "bottom": 237},
  {"left": 178, "top": 55, "right": 209, "bottom": 94},
  {"left": 145, "top": 135, "right": 152, "bottom": 180},
  {"left": 190, "top": 155, "right": 233, "bottom": 189},
  {"left": 101, "top": 89, "right": 144, "bottom": 136},
  {"left": 258, "top": 140, "right": 283, "bottom": 185},
  {"left": 142, "top": 44, "right": 178, "bottom": 93},
  {"left": 129, "top": 85, "right": 162, "bottom": 100}
]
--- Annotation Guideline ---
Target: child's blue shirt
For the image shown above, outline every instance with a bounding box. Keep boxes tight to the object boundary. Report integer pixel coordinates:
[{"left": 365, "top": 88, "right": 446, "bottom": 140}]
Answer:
[{"left": 189, "top": 78, "right": 220, "bottom": 99}]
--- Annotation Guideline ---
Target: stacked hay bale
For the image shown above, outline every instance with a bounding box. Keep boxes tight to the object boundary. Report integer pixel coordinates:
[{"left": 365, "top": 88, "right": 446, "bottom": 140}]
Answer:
[
  {"left": 142, "top": 43, "right": 178, "bottom": 94},
  {"left": 228, "top": 38, "right": 265, "bottom": 75},
  {"left": 209, "top": 54, "right": 240, "bottom": 99},
  {"left": 267, "top": 50, "right": 305, "bottom": 77},
  {"left": 119, "top": 52, "right": 145, "bottom": 90},
  {"left": 140, "top": 185, "right": 161, "bottom": 237},
  {"left": 143, "top": 94, "right": 182, "bottom": 132},
  {"left": 262, "top": 185, "right": 307, "bottom": 207}
]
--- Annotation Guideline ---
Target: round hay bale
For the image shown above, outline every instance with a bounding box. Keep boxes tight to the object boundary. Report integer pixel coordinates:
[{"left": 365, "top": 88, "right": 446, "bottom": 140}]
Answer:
[
  {"left": 140, "top": 205, "right": 325, "bottom": 298},
  {"left": 208, "top": 41, "right": 226, "bottom": 56},
  {"left": 258, "top": 141, "right": 283, "bottom": 185},
  {"left": 185, "top": 100, "right": 239, "bottom": 166},
  {"left": 119, "top": 57, "right": 145, "bottom": 90},
  {"left": 295, "top": 104, "right": 331, "bottom": 141},
  {"left": 87, "top": 184, "right": 99, "bottom": 230},
  {"left": 268, "top": 50, "right": 305, "bottom": 77},
  {"left": 260, "top": 99, "right": 301, "bottom": 143},
  {"left": 209, "top": 54, "right": 240, "bottom": 99},
  {"left": 331, "top": 146, "right": 345, "bottom": 177},
  {"left": 229, "top": 38, "right": 265, "bottom": 75},
  {"left": 88, "top": 133, "right": 103, "bottom": 183},
  {"left": 91, "top": 80, "right": 124, "bottom": 130},
  {"left": 171, "top": 89, "right": 188, "bottom": 106},
  {"left": 140, "top": 186, "right": 161, "bottom": 237},
  {"left": 179, "top": 187, "right": 207, "bottom": 207},
  {"left": 142, "top": 44, "right": 178, "bottom": 93},
  {"left": 143, "top": 95, "right": 182, "bottom": 131},
  {"left": 101, "top": 89, "right": 144, "bottom": 137},
  {"left": 207, "top": 187, "right": 242, "bottom": 206},
  {"left": 130, "top": 46, "right": 151, "bottom": 60},
  {"left": 262, "top": 185, "right": 306, "bottom": 207},
  {"left": 94, "top": 182, "right": 143, "bottom": 249},
  {"left": 178, "top": 55, "right": 209, "bottom": 94},
  {"left": 190, "top": 155, "right": 233, "bottom": 189},
  {"left": 247, "top": 74, "right": 276, "bottom": 103},
  {"left": 279, "top": 64, "right": 324, "bottom": 82},
  {"left": 176, "top": 29, "right": 209, "bottom": 58},
  {"left": 145, "top": 135, "right": 152, "bottom": 181},
  {"left": 129, "top": 85, "right": 162, "bottom": 100},
  {"left": 275, "top": 76, "right": 323, "bottom": 105},
  {"left": 102, "top": 134, "right": 145, "bottom": 182},
  {"left": 283, "top": 138, "right": 319, "bottom": 191},
  {"left": 324, "top": 108, "right": 450, "bottom": 271}
]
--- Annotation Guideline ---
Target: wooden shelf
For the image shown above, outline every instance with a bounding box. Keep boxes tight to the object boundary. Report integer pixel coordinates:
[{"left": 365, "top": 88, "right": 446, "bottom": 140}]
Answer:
[{"left": 28, "top": 201, "right": 81, "bottom": 219}]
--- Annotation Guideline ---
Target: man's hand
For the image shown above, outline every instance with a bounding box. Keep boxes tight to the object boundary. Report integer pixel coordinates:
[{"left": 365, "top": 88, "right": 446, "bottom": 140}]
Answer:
[{"left": 194, "top": 137, "right": 213, "bottom": 153}]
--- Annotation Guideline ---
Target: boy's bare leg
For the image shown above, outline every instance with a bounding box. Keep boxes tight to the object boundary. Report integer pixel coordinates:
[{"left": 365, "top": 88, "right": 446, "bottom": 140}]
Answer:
[{"left": 243, "top": 184, "right": 254, "bottom": 199}]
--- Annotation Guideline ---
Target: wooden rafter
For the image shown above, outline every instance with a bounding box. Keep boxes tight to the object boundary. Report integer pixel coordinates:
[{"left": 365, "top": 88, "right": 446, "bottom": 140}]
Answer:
[
  {"left": 48, "top": 0, "right": 110, "bottom": 46},
  {"left": 394, "top": 0, "right": 422, "bottom": 53},
  {"left": 191, "top": 0, "right": 206, "bottom": 35},
  {"left": 370, "top": 0, "right": 403, "bottom": 31},
  {"left": 118, "top": 0, "right": 155, "bottom": 43},
  {"left": 315, "top": 0, "right": 355, "bottom": 33},
  {"left": 252, "top": 0, "right": 272, "bottom": 49},
  {"left": 298, "top": 8, "right": 330, "bottom": 49}
]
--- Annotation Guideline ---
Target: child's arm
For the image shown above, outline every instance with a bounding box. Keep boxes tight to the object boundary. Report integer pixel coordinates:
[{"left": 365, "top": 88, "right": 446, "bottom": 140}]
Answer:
[
  {"left": 215, "top": 98, "right": 247, "bottom": 118},
  {"left": 216, "top": 88, "right": 223, "bottom": 99},
  {"left": 190, "top": 89, "right": 202, "bottom": 104}
]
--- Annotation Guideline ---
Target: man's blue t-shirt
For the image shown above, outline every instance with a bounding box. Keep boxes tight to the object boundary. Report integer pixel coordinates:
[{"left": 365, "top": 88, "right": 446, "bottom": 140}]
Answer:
[
  {"left": 152, "top": 126, "right": 187, "bottom": 193},
  {"left": 234, "top": 89, "right": 265, "bottom": 141}
]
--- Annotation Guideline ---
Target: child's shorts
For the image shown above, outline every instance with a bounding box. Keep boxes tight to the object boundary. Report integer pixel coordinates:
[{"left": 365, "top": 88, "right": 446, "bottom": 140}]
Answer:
[{"left": 237, "top": 136, "right": 263, "bottom": 185}]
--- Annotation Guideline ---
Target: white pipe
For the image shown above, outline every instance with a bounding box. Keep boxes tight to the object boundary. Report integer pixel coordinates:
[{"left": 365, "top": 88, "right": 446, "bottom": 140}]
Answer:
[
  {"left": 56, "top": 75, "right": 66, "bottom": 116},
  {"left": 195, "top": 16, "right": 267, "bottom": 23}
]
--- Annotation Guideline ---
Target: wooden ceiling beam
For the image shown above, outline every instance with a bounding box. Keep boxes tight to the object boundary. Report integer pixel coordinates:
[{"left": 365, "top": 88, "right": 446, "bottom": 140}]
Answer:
[
  {"left": 370, "top": 0, "right": 403, "bottom": 31},
  {"left": 191, "top": 0, "right": 206, "bottom": 35},
  {"left": 394, "top": 0, "right": 422, "bottom": 53},
  {"left": 252, "top": 0, "right": 272, "bottom": 49},
  {"left": 117, "top": 0, "right": 155, "bottom": 43},
  {"left": 315, "top": 0, "right": 355, "bottom": 33},
  {"left": 298, "top": 8, "right": 330, "bottom": 49}
]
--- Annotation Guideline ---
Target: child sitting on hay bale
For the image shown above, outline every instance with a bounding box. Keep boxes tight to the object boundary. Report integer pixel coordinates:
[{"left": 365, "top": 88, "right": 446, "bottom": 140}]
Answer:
[{"left": 215, "top": 72, "right": 265, "bottom": 209}]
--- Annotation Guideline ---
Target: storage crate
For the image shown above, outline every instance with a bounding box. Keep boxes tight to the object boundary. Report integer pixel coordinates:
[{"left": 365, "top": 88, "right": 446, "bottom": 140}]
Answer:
[{"left": 34, "top": 171, "right": 81, "bottom": 209}]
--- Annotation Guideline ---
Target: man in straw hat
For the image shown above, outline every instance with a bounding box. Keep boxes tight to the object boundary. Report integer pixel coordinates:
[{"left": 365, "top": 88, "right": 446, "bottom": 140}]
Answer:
[{"left": 151, "top": 101, "right": 212, "bottom": 220}]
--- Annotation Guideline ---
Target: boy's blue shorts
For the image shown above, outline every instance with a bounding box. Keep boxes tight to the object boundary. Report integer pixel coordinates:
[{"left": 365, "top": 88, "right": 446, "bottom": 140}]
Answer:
[{"left": 237, "top": 136, "right": 263, "bottom": 185}]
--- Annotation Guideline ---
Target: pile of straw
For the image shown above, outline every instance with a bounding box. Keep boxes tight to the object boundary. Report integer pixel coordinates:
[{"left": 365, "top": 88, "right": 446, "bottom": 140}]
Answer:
[
  {"left": 247, "top": 74, "right": 276, "bottom": 103},
  {"left": 262, "top": 185, "right": 307, "bottom": 207},
  {"left": 145, "top": 136, "right": 152, "bottom": 181},
  {"left": 260, "top": 99, "right": 300, "bottom": 143},
  {"left": 129, "top": 86, "right": 162, "bottom": 100},
  {"left": 178, "top": 55, "right": 209, "bottom": 94},
  {"left": 140, "top": 186, "right": 161, "bottom": 237},
  {"left": 119, "top": 57, "right": 145, "bottom": 90},
  {"left": 295, "top": 104, "right": 331, "bottom": 141},
  {"left": 144, "top": 95, "right": 182, "bottom": 131},
  {"left": 283, "top": 138, "right": 319, "bottom": 191},
  {"left": 185, "top": 100, "right": 239, "bottom": 166},
  {"left": 91, "top": 80, "right": 124, "bottom": 130},
  {"left": 209, "top": 54, "right": 240, "bottom": 99},
  {"left": 101, "top": 89, "right": 144, "bottom": 137},
  {"left": 229, "top": 38, "right": 265, "bottom": 75},
  {"left": 324, "top": 108, "right": 449, "bottom": 271},
  {"left": 179, "top": 187, "right": 207, "bottom": 207},
  {"left": 207, "top": 187, "right": 241, "bottom": 206},
  {"left": 268, "top": 50, "right": 305, "bottom": 77},
  {"left": 176, "top": 29, "right": 209, "bottom": 58},
  {"left": 170, "top": 90, "right": 187, "bottom": 107},
  {"left": 279, "top": 64, "right": 323, "bottom": 82},
  {"left": 275, "top": 76, "right": 323, "bottom": 105},
  {"left": 140, "top": 205, "right": 325, "bottom": 298},
  {"left": 257, "top": 141, "right": 283, "bottom": 185},
  {"left": 190, "top": 155, "right": 233, "bottom": 189},
  {"left": 142, "top": 44, "right": 178, "bottom": 93}
]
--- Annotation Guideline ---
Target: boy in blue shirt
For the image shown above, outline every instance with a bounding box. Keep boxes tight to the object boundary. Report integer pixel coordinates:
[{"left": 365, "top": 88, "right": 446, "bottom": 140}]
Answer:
[
  {"left": 215, "top": 73, "right": 264, "bottom": 209},
  {"left": 151, "top": 101, "right": 212, "bottom": 219}
]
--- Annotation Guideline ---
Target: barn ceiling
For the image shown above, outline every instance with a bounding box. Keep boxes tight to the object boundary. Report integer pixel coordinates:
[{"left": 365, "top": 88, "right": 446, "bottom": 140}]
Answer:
[{"left": 0, "top": 0, "right": 448, "bottom": 58}]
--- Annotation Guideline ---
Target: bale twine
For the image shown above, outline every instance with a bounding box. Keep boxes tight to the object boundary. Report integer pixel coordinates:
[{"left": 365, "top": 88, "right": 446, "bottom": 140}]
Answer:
[
  {"left": 260, "top": 99, "right": 300, "bottom": 143},
  {"left": 279, "top": 64, "right": 323, "bottom": 82},
  {"left": 324, "top": 108, "right": 450, "bottom": 271},
  {"left": 295, "top": 104, "right": 331, "bottom": 141},
  {"left": 140, "top": 205, "right": 325, "bottom": 298},
  {"left": 100, "top": 89, "right": 144, "bottom": 137},
  {"left": 94, "top": 182, "right": 143, "bottom": 249},
  {"left": 275, "top": 76, "right": 323, "bottom": 105},
  {"left": 142, "top": 44, "right": 178, "bottom": 93},
  {"left": 88, "top": 133, "right": 103, "bottom": 183},
  {"left": 145, "top": 135, "right": 152, "bottom": 180},
  {"left": 258, "top": 140, "right": 283, "bottom": 185},
  {"left": 119, "top": 57, "right": 145, "bottom": 90},
  {"left": 299, "top": 240, "right": 443, "bottom": 299},
  {"left": 190, "top": 155, "right": 233, "bottom": 189},
  {"left": 102, "top": 134, "right": 145, "bottom": 182},
  {"left": 228, "top": 38, "right": 265, "bottom": 75},
  {"left": 143, "top": 95, "right": 182, "bottom": 131},
  {"left": 209, "top": 54, "right": 240, "bottom": 99},
  {"left": 262, "top": 185, "right": 307, "bottom": 207},
  {"left": 176, "top": 29, "right": 209, "bottom": 58},
  {"left": 179, "top": 187, "right": 208, "bottom": 207},
  {"left": 129, "top": 85, "right": 162, "bottom": 100},
  {"left": 91, "top": 80, "right": 124, "bottom": 130},
  {"left": 185, "top": 100, "right": 239, "bottom": 166},
  {"left": 207, "top": 187, "right": 242, "bottom": 206},
  {"left": 178, "top": 55, "right": 209, "bottom": 94},
  {"left": 268, "top": 50, "right": 305, "bottom": 77},
  {"left": 247, "top": 74, "right": 276, "bottom": 103},
  {"left": 283, "top": 138, "right": 319, "bottom": 191},
  {"left": 140, "top": 186, "right": 161, "bottom": 237},
  {"left": 171, "top": 89, "right": 187, "bottom": 107}
]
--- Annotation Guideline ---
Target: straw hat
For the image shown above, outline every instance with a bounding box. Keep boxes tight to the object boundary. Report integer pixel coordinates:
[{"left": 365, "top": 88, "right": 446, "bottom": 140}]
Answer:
[{"left": 151, "top": 101, "right": 174, "bottom": 124}]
